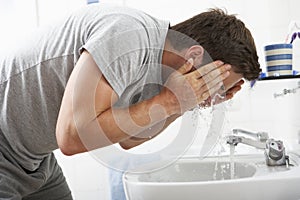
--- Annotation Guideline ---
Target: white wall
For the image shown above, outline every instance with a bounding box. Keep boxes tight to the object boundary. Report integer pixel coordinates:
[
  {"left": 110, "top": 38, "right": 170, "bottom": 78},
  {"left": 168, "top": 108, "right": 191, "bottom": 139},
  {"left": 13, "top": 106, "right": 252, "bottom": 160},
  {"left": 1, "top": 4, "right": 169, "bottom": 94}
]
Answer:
[
  {"left": 0, "top": 0, "right": 86, "bottom": 55},
  {"left": 2, "top": 0, "right": 300, "bottom": 70}
]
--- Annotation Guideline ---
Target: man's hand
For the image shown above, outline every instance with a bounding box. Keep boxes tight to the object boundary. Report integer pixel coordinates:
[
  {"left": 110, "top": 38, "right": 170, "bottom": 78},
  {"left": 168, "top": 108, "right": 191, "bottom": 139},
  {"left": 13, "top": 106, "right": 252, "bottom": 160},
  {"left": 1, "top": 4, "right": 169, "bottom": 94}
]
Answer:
[
  {"left": 200, "top": 79, "right": 244, "bottom": 107},
  {"left": 160, "top": 59, "right": 231, "bottom": 115},
  {"left": 223, "top": 79, "right": 244, "bottom": 100}
]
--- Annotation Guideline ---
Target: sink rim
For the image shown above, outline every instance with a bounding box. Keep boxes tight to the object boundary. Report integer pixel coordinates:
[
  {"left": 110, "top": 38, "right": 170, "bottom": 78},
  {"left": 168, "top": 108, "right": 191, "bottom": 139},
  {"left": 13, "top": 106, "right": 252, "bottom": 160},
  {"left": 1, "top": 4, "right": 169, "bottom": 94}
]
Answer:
[{"left": 123, "top": 153, "right": 297, "bottom": 185}]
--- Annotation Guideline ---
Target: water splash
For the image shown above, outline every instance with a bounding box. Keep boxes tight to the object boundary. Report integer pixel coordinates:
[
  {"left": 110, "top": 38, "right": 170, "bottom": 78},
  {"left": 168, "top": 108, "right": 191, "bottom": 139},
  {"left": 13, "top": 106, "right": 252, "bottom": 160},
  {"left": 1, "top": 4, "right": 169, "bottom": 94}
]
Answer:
[
  {"left": 210, "top": 93, "right": 226, "bottom": 107},
  {"left": 195, "top": 91, "right": 238, "bottom": 180}
]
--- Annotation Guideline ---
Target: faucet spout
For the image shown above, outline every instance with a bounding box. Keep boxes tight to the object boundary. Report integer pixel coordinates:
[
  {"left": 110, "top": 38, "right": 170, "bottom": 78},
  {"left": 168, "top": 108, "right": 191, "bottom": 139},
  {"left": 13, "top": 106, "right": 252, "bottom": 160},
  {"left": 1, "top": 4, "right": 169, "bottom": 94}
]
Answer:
[
  {"left": 226, "top": 135, "right": 266, "bottom": 149},
  {"left": 232, "top": 128, "right": 269, "bottom": 142}
]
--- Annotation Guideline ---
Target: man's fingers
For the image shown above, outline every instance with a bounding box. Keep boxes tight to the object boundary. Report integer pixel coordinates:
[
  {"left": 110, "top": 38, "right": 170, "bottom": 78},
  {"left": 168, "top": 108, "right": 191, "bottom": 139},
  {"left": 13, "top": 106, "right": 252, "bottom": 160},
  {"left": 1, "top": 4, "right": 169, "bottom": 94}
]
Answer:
[
  {"left": 234, "top": 79, "right": 245, "bottom": 87},
  {"left": 198, "top": 82, "right": 223, "bottom": 102},
  {"left": 204, "top": 70, "right": 230, "bottom": 89},
  {"left": 189, "top": 60, "right": 227, "bottom": 79},
  {"left": 185, "top": 60, "right": 231, "bottom": 104},
  {"left": 227, "top": 83, "right": 242, "bottom": 95},
  {"left": 221, "top": 79, "right": 244, "bottom": 101},
  {"left": 196, "top": 67, "right": 231, "bottom": 102},
  {"left": 187, "top": 64, "right": 230, "bottom": 92},
  {"left": 176, "top": 58, "right": 194, "bottom": 75},
  {"left": 200, "top": 60, "right": 225, "bottom": 76},
  {"left": 224, "top": 79, "right": 244, "bottom": 95}
]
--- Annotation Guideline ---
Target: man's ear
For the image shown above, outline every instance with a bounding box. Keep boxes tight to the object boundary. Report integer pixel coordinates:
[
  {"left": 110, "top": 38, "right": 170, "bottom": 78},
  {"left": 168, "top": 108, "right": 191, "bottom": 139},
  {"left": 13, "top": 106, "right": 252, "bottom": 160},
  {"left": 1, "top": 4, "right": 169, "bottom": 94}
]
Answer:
[{"left": 184, "top": 45, "right": 204, "bottom": 67}]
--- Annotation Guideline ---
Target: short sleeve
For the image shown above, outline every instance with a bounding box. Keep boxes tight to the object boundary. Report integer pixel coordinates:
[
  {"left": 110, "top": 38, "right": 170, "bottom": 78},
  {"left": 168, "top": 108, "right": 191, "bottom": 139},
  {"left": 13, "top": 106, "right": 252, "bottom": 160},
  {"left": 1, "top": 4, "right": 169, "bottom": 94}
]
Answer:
[{"left": 81, "top": 14, "right": 151, "bottom": 97}]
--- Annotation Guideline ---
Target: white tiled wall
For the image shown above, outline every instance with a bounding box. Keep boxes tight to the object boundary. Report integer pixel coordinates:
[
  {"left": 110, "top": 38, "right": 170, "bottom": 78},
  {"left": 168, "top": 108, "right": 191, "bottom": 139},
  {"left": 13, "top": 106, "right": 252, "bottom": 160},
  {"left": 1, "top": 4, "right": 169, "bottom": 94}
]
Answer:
[{"left": 1, "top": 0, "right": 300, "bottom": 199}]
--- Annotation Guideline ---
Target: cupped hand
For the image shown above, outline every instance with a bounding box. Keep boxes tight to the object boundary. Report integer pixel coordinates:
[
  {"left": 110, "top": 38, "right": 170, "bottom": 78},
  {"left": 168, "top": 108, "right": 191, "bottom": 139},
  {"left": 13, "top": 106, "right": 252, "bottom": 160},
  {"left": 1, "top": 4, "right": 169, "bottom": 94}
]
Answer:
[
  {"left": 161, "top": 59, "right": 231, "bottom": 114},
  {"left": 200, "top": 79, "right": 245, "bottom": 107}
]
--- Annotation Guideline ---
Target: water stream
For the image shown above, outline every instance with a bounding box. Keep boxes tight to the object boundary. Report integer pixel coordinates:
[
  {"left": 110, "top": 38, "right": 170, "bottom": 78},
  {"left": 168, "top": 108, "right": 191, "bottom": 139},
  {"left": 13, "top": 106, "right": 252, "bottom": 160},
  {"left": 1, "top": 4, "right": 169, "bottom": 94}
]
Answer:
[
  {"left": 230, "top": 145, "right": 235, "bottom": 179},
  {"left": 193, "top": 91, "right": 237, "bottom": 180}
]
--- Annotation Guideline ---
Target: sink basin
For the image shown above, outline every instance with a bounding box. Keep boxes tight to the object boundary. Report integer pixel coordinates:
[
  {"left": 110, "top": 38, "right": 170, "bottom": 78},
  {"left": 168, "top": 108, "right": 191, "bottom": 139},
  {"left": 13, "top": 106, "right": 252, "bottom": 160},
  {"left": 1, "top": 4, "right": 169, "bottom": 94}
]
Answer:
[
  {"left": 123, "top": 154, "right": 300, "bottom": 200},
  {"left": 134, "top": 160, "right": 256, "bottom": 182}
]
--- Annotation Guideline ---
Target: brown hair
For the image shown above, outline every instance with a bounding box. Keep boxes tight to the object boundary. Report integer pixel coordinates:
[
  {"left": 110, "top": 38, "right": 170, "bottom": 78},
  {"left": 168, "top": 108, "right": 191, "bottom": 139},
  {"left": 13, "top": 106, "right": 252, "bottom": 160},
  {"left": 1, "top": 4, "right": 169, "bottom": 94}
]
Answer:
[{"left": 169, "top": 8, "right": 261, "bottom": 80}]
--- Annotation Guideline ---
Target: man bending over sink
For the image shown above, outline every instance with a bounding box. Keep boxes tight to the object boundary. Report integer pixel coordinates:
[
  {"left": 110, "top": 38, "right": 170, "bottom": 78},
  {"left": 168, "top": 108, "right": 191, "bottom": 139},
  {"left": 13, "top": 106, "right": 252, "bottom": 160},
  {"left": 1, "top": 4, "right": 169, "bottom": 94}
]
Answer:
[{"left": 0, "top": 3, "right": 260, "bottom": 200}]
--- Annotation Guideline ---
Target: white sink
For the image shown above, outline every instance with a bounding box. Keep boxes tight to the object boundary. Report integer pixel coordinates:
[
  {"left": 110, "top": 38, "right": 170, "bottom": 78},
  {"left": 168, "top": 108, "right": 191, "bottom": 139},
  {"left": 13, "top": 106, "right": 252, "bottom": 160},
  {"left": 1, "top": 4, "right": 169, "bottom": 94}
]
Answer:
[
  {"left": 123, "top": 154, "right": 300, "bottom": 200},
  {"left": 132, "top": 160, "right": 256, "bottom": 182}
]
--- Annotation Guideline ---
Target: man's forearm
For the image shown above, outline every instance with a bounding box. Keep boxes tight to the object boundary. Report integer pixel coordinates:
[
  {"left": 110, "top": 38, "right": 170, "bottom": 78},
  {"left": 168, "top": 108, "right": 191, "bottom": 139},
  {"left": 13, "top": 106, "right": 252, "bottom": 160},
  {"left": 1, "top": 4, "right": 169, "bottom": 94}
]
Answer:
[
  {"left": 95, "top": 94, "right": 176, "bottom": 144},
  {"left": 118, "top": 113, "right": 181, "bottom": 149},
  {"left": 75, "top": 93, "right": 178, "bottom": 152}
]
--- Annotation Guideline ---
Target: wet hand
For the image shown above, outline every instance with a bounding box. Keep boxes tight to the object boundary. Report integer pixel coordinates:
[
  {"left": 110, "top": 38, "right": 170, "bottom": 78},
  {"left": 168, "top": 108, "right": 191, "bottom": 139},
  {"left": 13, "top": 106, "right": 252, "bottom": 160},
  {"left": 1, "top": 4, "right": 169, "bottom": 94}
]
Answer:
[
  {"left": 161, "top": 59, "right": 231, "bottom": 114},
  {"left": 200, "top": 79, "right": 244, "bottom": 107}
]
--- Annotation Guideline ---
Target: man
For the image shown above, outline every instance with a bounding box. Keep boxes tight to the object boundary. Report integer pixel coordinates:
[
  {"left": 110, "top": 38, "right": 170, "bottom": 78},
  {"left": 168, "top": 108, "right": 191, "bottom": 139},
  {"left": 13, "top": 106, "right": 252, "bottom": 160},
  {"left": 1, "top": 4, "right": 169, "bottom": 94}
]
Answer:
[{"left": 0, "top": 3, "right": 260, "bottom": 200}]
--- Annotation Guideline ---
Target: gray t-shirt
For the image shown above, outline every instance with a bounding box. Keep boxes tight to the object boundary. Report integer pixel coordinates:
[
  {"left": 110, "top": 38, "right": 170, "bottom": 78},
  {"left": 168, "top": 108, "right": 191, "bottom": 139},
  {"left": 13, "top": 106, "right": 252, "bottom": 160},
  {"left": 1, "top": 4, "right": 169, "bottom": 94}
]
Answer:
[{"left": 0, "top": 4, "right": 169, "bottom": 171}]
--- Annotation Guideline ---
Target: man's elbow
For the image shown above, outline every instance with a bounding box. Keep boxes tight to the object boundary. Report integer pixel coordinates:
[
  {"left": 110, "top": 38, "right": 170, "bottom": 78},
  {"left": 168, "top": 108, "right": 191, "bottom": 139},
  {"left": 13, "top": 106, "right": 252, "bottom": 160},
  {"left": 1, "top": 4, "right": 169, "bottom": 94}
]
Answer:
[
  {"left": 119, "top": 142, "right": 133, "bottom": 150},
  {"left": 119, "top": 137, "right": 146, "bottom": 150},
  {"left": 56, "top": 124, "right": 84, "bottom": 156},
  {"left": 56, "top": 131, "right": 75, "bottom": 156}
]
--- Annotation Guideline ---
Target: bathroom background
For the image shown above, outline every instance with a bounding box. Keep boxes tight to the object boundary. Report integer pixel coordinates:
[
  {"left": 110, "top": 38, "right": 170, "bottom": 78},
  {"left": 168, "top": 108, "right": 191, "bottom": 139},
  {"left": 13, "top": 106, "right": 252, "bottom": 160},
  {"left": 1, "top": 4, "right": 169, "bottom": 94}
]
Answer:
[{"left": 0, "top": 0, "right": 299, "bottom": 199}]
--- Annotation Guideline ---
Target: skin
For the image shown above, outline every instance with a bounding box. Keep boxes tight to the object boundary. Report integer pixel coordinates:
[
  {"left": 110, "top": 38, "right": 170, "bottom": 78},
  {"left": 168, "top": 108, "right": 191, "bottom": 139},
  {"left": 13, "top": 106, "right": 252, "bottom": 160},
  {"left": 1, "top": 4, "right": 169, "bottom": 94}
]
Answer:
[{"left": 56, "top": 39, "right": 243, "bottom": 155}]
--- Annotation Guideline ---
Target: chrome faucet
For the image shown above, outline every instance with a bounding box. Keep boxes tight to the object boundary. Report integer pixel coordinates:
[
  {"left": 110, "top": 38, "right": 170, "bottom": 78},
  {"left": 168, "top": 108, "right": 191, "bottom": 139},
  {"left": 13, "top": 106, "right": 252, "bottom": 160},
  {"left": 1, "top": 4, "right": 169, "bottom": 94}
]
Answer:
[{"left": 226, "top": 129, "right": 290, "bottom": 166}]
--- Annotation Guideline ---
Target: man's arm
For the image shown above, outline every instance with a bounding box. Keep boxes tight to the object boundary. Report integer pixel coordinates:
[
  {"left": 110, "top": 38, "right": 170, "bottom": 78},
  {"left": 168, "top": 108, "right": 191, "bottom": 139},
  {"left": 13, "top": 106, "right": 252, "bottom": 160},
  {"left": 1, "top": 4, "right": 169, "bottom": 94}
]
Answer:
[
  {"left": 56, "top": 51, "right": 230, "bottom": 155},
  {"left": 119, "top": 113, "right": 180, "bottom": 149}
]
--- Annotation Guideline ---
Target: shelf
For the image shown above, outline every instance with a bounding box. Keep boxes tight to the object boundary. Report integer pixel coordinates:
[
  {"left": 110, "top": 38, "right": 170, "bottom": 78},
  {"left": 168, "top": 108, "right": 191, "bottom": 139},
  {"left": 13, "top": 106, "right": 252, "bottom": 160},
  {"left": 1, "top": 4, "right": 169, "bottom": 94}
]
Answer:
[{"left": 258, "top": 74, "right": 300, "bottom": 81}]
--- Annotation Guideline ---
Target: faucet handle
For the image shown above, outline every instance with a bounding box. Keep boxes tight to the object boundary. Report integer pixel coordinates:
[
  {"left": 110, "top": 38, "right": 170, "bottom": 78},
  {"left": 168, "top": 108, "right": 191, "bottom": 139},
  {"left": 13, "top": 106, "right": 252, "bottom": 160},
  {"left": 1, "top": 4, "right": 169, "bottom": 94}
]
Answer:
[
  {"left": 265, "top": 139, "right": 289, "bottom": 166},
  {"left": 266, "top": 139, "right": 284, "bottom": 160}
]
